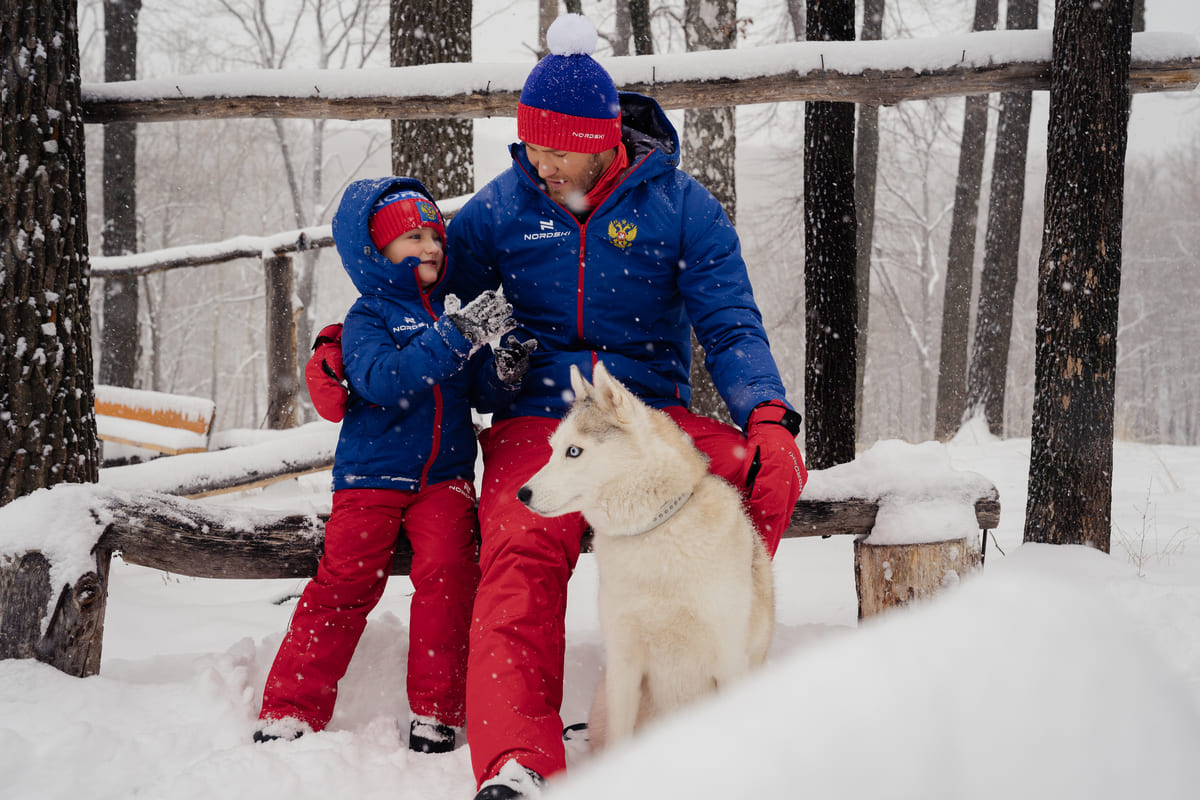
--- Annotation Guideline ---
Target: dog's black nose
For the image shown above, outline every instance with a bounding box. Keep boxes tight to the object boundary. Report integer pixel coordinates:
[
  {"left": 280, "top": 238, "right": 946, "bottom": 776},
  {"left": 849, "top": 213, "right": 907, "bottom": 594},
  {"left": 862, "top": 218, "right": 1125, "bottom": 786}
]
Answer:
[{"left": 516, "top": 486, "right": 532, "bottom": 505}]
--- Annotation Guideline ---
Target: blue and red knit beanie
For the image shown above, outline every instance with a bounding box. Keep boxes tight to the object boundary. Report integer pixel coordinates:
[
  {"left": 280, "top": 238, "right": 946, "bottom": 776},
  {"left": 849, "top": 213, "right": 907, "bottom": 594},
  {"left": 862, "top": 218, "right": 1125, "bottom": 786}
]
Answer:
[
  {"left": 517, "top": 14, "right": 622, "bottom": 154},
  {"left": 368, "top": 189, "right": 445, "bottom": 252}
]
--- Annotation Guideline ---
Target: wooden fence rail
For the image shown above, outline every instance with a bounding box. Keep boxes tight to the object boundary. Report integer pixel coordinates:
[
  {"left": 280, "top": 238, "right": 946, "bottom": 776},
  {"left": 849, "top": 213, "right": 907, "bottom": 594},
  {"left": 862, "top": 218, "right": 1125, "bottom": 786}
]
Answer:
[{"left": 80, "top": 31, "right": 1200, "bottom": 124}]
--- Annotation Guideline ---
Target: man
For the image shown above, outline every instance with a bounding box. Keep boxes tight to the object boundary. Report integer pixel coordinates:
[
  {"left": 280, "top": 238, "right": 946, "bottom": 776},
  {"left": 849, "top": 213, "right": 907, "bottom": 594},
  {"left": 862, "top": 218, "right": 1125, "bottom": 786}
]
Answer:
[{"left": 447, "top": 15, "right": 808, "bottom": 800}]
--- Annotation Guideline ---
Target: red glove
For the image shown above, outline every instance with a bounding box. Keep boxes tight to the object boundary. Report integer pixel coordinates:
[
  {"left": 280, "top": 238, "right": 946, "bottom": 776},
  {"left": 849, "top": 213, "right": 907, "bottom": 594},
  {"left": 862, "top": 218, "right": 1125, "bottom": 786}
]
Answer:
[
  {"left": 305, "top": 323, "right": 348, "bottom": 422},
  {"left": 742, "top": 400, "right": 807, "bottom": 533}
]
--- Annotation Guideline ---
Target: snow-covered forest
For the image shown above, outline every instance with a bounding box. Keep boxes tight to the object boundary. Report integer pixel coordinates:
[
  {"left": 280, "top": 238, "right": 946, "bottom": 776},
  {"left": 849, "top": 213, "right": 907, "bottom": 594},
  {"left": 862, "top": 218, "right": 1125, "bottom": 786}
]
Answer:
[
  {"left": 76, "top": 0, "right": 1200, "bottom": 446},
  {"left": 4, "top": 2, "right": 1200, "bottom": 798}
]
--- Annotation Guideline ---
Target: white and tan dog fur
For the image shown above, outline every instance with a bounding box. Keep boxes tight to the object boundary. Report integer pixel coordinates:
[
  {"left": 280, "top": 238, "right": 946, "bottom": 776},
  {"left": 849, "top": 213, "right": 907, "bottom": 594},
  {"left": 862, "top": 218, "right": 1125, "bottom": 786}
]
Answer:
[{"left": 518, "top": 362, "right": 774, "bottom": 749}]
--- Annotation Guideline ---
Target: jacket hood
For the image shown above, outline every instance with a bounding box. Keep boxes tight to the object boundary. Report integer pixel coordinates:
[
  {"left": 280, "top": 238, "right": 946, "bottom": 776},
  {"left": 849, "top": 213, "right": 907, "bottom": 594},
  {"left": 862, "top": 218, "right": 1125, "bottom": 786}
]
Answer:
[
  {"left": 510, "top": 91, "right": 679, "bottom": 182},
  {"left": 616, "top": 92, "right": 679, "bottom": 165},
  {"left": 332, "top": 176, "right": 445, "bottom": 300}
]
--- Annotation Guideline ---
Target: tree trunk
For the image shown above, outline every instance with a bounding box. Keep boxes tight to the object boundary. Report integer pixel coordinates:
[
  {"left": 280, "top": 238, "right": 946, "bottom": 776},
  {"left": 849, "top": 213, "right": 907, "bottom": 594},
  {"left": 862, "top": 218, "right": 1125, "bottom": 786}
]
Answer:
[
  {"left": 804, "top": 0, "right": 857, "bottom": 469},
  {"left": 853, "top": 0, "right": 884, "bottom": 441},
  {"left": 537, "top": 0, "right": 559, "bottom": 56},
  {"left": 0, "top": 549, "right": 111, "bottom": 676},
  {"left": 390, "top": 0, "right": 473, "bottom": 200},
  {"left": 0, "top": 0, "right": 97, "bottom": 506},
  {"left": 1024, "top": 0, "right": 1133, "bottom": 552},
  {"left": 0, "top": 0, "right": 106, "bottom": 676},
  {"left": 98, "top": 0, "right": 142, "bottom": 389},
  {"left": 293, "top": 118, "right": 324, "bottom": 388},
  {"left": 630, "top": 0, "right": 653, "bottom": 55},
  {"left": 786, "top": 0, "right": 805, "bottom": 40},
  {"left": 684, "top": 0, "right": 736, "bottom": 425},
  {"left": 965, "top": 0, "right": 1038, "bottom": 436},
  {"left": 610, "top": 0, "right": 632, "bottom": 56},
  {"left": 933, "top": 0, "right": 999, "bottom": 440},
  {"left": 264, "top": 255, "right": 299, "bottom": 429}
]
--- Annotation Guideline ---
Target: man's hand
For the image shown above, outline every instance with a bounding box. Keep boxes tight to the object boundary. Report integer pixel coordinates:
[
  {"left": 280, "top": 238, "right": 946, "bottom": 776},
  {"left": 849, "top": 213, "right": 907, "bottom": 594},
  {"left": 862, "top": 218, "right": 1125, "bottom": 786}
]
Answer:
[
  {"left": 445, "top": 290, "right": 516, "bottom": 346},
  {"left": 741, "top": 400, "right": 807, "bottom": 532},
  {"left": 305, "top": 323, "right": 348, "bottom": 422},
  {"left": 494, "top": 335, "right": 539, "bottom": 385}
]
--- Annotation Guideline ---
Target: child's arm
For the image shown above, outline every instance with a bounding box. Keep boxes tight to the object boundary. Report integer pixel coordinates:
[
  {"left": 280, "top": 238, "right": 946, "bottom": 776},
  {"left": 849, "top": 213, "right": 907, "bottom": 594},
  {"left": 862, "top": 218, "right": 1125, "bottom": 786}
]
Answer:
[{"left": 341, "top": 302, "right": 474, "bottom": 409}]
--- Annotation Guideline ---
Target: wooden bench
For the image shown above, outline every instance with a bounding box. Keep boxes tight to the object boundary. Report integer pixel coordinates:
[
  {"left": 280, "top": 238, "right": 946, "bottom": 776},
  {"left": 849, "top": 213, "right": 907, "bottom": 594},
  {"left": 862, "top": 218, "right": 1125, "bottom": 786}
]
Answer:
[
  {"left": 95, "top": 384, "right": 216, "bottom": 457},
  {"left": 0, "top": 471, "right": 999, "bottom": 675}
]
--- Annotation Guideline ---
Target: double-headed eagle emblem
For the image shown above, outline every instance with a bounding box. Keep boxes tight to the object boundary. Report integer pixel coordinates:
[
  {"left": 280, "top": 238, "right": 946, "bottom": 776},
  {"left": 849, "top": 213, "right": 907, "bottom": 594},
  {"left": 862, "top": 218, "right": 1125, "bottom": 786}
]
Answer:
[{"left": 607, "top": 219, "right": 638, "bottom": 249}]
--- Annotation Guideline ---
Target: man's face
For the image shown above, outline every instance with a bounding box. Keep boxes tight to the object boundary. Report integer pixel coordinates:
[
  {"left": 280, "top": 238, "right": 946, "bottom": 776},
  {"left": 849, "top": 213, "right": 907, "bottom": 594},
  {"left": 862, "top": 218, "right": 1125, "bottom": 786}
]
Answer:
[{"left": 524, "top": 143, "right": 616, "bottom": 211}]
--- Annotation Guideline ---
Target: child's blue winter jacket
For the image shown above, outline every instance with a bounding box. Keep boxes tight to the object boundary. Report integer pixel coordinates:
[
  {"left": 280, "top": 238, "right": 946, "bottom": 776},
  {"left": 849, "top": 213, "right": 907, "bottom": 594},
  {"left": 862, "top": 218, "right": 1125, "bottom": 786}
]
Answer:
[
  {"left": 331, "top": 177, "right": 515, "bottom": 492},
  {"left": 446, "top": 93, "right": 790, "bottom": 429}
]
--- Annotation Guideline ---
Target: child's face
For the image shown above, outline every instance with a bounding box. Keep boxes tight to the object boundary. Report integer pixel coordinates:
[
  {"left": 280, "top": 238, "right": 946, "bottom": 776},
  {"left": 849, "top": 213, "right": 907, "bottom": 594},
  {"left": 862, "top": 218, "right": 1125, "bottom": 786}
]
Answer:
[{"left": 382, "top": 227, "right": 444, "bottom": 288}]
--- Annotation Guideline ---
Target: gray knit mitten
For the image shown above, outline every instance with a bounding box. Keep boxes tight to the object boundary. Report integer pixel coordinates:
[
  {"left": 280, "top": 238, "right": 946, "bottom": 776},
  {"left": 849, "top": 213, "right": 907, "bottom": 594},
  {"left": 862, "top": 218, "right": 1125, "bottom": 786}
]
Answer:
[
  {"left": 444, "top": 290, "right": 515, "bottom": 346},
  {"left": 494, "top": 335, "right": 539, "bottom": 385}
]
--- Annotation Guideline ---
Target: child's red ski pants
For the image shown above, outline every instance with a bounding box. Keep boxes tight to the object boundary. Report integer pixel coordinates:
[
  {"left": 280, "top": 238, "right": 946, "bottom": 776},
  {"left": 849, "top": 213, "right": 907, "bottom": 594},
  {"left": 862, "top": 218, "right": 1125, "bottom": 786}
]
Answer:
[{"left": 260, "top": 482, "right": 480, "bottom": 730}]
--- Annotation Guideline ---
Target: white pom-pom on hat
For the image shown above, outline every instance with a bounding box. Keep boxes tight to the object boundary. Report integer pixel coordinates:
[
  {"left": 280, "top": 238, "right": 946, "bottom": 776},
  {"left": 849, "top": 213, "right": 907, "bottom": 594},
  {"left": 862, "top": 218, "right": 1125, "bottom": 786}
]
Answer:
[{"left": 546, "top": 14, "right": 598, "bottom": 56}]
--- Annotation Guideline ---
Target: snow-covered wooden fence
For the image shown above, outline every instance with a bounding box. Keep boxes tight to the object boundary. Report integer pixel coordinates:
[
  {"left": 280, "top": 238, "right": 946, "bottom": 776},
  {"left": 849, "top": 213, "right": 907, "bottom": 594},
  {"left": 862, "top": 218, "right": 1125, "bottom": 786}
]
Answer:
[{"left": 80, "top": 31, "right": 1199, "bottom": 124}]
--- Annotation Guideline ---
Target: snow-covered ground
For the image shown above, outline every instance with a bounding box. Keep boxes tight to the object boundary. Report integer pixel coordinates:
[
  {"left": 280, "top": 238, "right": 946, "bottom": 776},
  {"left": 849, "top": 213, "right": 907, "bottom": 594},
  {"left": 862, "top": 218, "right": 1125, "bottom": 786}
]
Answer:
[{"left": 3, "top": 421, "right": 1200, "bottom": 799}]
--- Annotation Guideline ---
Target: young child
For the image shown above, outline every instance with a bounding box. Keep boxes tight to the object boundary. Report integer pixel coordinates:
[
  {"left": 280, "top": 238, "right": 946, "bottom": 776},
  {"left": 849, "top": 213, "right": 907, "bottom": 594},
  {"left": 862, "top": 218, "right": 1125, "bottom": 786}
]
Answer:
[{"left": 256, "top": 177, "right": 535, "bottom": 753}]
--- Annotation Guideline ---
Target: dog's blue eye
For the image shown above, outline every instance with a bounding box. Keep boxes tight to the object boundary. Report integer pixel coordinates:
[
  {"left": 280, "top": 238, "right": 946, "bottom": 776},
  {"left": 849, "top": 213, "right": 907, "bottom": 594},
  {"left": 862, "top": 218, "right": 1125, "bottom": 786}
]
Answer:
[{"left": 566, "top": 445, "right": 583, "bottom": 458}]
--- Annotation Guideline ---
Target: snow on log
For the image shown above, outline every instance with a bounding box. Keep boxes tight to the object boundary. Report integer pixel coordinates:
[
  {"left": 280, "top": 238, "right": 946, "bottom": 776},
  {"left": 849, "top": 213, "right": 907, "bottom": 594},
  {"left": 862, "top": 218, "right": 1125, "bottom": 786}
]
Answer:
[
  {"left": 80, "top": 31, "right": 1199, "bottom": 124},
  {"left": 99, "top": 422, "right": 337, "bottom": 498}
]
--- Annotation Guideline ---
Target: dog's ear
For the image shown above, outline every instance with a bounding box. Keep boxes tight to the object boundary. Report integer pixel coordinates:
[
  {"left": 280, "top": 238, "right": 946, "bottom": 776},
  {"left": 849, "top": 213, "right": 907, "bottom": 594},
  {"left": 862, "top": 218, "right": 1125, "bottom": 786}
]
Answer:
[
  {"left": 569, "top": 363, "right": 593, "bottom": 403},
  {"left": 592, "top": 361, "right": 637, "bottom": 424}
]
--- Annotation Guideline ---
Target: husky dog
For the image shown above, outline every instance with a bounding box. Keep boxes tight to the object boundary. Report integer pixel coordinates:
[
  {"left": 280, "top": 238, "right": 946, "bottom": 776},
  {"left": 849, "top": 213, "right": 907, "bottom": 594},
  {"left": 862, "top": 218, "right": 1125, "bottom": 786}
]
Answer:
[{"left": 518, "top": 361, "right": 774, "bottom": 749}]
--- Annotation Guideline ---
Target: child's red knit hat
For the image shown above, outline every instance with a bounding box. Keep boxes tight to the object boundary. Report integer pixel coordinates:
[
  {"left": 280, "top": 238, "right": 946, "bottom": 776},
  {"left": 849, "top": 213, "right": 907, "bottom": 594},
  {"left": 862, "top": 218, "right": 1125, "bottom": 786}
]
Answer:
[{"left": 368, "top": 189, "right": 445, "bottom": 252}]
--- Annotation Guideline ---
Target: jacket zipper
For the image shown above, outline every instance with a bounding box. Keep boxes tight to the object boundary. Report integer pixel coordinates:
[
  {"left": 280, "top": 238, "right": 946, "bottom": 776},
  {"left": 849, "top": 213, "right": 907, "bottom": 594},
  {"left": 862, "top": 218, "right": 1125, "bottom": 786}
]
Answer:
[
  {"left": 517, "top": 151, "right": 655, "bottom": 367},
  {"left": 576, "top": 221, "right": 587, "bottom": 341},
  {"left": 419, "top": 287, "right": 442, "bottom": 490}
]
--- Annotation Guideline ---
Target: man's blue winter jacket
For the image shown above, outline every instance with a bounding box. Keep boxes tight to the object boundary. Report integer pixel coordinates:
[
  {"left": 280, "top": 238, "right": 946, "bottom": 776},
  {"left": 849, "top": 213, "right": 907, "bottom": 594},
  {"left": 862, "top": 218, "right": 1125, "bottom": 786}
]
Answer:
[
  {"left": 446, "top": 93, "right": 790, "bottom": 429},
  {"left": 331, "top": 176, "right": 515, "bottom": 493}
]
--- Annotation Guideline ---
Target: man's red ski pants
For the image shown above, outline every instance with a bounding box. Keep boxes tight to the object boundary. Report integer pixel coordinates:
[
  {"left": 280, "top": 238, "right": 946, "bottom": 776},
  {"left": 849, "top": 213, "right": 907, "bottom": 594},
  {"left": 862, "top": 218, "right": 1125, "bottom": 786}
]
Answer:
[{"left": 466, "top": 409, "right": 788, "bottom": 787}]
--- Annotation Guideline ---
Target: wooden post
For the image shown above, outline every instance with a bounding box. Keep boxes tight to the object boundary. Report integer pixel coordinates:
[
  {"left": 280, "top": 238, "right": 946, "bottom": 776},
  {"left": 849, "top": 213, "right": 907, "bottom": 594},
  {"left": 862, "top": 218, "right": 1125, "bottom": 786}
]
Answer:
[
  {"left": 0, "top": 548, "right": 111, "bottom": 676},
  {"left": 264, "top": 253, "right": 299, "bottom": 429},
  {"left": 854, "top": 536, "right": 981, "bottom": 620}
]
